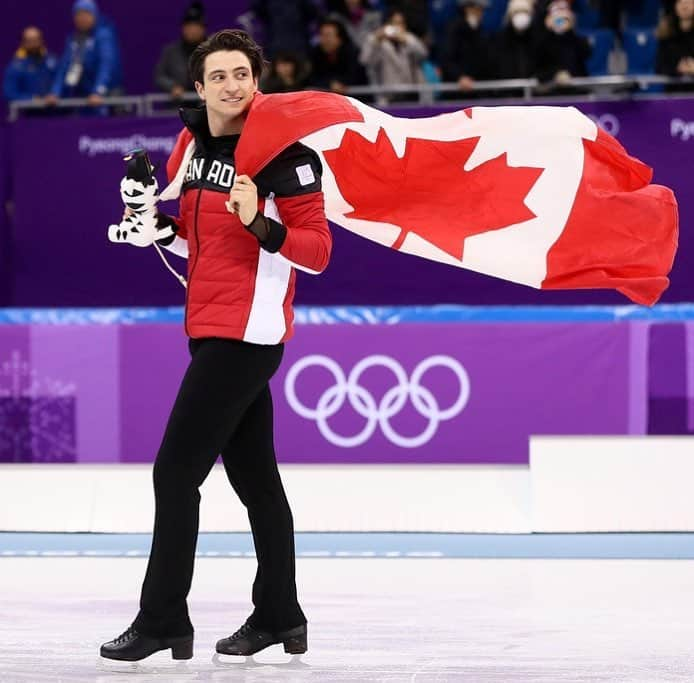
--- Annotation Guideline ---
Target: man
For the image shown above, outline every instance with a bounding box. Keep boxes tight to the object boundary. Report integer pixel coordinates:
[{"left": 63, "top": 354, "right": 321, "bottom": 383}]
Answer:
[
  {"left": 2, "top": 27, "right": 56, "bottom": 102},
  {"left": 101, "top": 29, "right": 330, "bottom": 662},
  {"left": 441, "top": 0, "right": 493, "bottom": 92},
  {"left": 46, "top": 0, "right": 123, "bottom": 108},
  {"left": 308, "top": 18, "right": 365, "bottom": 93},
  {"left": 154, "top": 1, "right": 207, "bottom": 99},
  {"left": 535, "top": 0, "right": 590, "bottom": 87},
  {"left": 260, "top": 51, "right": 309, "bottom": 93}
]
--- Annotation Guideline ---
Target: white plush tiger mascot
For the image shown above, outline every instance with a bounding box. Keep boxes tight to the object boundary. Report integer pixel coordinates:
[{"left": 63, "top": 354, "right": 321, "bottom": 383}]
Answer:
[{"left": 107, "top": 175, "right": 173, "bottom": 247}]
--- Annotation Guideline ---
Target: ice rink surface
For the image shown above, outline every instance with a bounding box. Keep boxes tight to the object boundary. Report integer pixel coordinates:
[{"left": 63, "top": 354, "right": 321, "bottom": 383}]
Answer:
[{"left": 2, "top": 556, "right": 694, "bottom": 682}]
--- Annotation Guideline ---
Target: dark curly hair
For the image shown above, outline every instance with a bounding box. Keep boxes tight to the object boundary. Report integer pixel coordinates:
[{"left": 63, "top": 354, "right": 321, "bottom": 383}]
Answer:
[{"left": 189, "top": 29, "right": 266, "bottom": 84}]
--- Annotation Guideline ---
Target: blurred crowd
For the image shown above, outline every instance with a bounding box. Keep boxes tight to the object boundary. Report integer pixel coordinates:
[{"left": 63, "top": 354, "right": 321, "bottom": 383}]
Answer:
[{"left": 4, "top": 0, "right": 694, "bottom": 111}]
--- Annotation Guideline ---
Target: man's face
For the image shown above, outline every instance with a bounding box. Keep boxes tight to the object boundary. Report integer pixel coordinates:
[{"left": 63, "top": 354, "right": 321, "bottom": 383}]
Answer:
[
  {"left": 464, "top": 5, "right": 484, "bottom": 28},
  {"left": 677, "top": 0, "right": 694, "bottom": 20},
  {"left": 182, "top": 22, "right": 206, "bottom": 44},
  {"left": 195, "top": 50, "right": 258, "bottom": 121},
  {"left": 74, "top": 9, "right": 96, "bottom": 33},
  {"left": 276, "top": 59, "right": 296, "bottom": 80},
  {"left": 22, "top": 27, "right": 44, "bottom": 56},
  {"left": 545, "top": 6, "right": 574, "bottom": 33},
  {"left": 388, "top": 12, "right": 406, "bottom": 32},
  {"left": 319, "top": 24, "right": 341, "bottom": 53}
]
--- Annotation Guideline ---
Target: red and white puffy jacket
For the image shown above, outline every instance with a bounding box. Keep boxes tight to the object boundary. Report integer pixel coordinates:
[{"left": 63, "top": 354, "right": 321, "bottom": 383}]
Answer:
[{"left": 162, "top": 106, "right": 331, "bottom": 344}]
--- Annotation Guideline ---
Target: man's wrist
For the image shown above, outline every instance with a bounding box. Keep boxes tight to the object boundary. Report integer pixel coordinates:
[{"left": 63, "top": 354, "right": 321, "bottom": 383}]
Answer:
[
  {"left": 242, "top": 211, "right": 287, "bottom": 253},
  {"left": 242, "top": 210, "right": 264, "bottom": 232}
]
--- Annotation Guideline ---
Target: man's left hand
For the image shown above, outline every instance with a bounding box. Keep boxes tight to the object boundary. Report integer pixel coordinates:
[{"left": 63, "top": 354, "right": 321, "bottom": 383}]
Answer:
[{"left": 226, "top": 175, "right": 259, "bottom": 226}]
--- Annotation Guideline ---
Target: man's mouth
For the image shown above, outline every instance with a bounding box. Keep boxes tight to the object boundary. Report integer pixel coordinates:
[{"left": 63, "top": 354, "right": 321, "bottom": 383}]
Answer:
[{"left": 222, "top": 97, "right": 242, "bottom": 103}]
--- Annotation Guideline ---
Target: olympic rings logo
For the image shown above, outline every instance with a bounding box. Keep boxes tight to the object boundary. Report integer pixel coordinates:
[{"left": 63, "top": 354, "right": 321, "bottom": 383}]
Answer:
[
  {"left": 588, "top": 113, "right": 620, "bottom": 137},
  {"left": 284, "top": 354, "right": 470, "bottom": 448}
]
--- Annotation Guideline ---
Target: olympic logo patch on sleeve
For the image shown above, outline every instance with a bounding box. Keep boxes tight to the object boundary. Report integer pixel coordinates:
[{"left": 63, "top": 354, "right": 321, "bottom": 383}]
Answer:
[{"left": 295, "top": 163, "right": 315, "bottom": 187}]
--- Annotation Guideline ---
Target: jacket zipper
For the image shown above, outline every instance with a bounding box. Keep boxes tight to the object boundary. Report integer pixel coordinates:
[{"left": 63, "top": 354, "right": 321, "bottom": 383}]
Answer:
[{"left": 184, "top": 157, "right": 213, "bottom": 337}]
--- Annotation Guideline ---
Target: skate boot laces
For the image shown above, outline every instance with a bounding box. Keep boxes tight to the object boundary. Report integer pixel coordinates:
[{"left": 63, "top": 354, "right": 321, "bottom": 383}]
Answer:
[
  {"left": 228, "top": 623, "right": 252, "bottom": 641},
  {"left": 113, "top": 626, "right": 138, "bottom": 645}
]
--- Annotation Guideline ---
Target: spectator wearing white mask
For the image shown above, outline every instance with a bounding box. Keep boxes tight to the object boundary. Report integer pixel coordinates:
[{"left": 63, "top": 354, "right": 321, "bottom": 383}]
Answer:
[{"left": 491, "top": 0, "right": 538, "bottom": 79}]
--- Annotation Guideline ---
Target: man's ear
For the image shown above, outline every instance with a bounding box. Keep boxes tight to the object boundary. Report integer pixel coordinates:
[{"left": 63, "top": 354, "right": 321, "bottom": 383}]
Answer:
[{"left": 194, "top": 80, "right": 205, "bottom": 100}]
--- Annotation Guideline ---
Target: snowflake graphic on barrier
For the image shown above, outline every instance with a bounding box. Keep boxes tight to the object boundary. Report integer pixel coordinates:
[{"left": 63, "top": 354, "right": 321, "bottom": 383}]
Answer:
[{"left": 0, "top": 350, "right": 77, "bottom": 463}]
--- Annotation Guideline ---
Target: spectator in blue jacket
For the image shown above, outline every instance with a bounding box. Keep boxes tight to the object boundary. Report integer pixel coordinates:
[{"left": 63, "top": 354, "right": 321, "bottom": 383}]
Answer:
[
  {"left": 3, "top": 26, "right": 57, "bottom": 102},
  {"left": 46, "top": 0, "right": 123, "bottom": 108}
]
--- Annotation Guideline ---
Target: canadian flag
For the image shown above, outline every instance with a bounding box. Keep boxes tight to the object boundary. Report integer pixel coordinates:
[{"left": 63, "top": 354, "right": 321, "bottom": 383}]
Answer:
[{"left": 232, "top": 91, "right": 678, "bottom": 306}]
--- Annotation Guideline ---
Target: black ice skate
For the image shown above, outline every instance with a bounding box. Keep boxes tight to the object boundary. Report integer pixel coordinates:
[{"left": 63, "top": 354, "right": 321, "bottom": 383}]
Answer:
[
  {"left": 215, "top": 622, "right": 307, "bottom": 656},
  {"left": 100, "top": 626, "right": 194, "bottom": 661}
]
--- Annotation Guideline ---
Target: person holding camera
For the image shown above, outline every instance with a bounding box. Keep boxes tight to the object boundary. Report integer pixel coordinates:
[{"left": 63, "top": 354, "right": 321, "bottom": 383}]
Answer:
[{"left": 359, "top": 9, "right": 429, "bottom": 102}]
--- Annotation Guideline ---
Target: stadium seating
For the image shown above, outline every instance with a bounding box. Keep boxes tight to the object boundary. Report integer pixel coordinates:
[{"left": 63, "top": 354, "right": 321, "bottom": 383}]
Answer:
[
  {"left": 623, "top": 26, "right": 662, "bottom": 92},
  {"left": 581, "top": 28, "right": 616, "bottom": 76},
  {"left": 622, "top": 26, "right": 658, "bottom": 74}
]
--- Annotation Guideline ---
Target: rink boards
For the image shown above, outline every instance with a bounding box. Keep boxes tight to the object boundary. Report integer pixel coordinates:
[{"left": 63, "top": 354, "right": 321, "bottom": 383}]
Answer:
[
  {"left": 1, "top": 304, "right": 693, "bottom": 466},
  {"left": 1, "top": 305, "right": 694, "bottom": 533}
]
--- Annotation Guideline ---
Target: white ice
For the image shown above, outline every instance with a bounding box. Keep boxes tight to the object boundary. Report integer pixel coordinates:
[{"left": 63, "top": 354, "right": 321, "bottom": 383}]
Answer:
[{"left": 2, "top": 557, "right": 694, "bottom": 681}]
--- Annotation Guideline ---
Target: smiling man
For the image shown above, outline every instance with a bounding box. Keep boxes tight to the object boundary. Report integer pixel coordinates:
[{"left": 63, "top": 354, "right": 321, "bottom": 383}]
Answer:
[{"left": 101, "top": 29, "right": 330, "bottom": 663}]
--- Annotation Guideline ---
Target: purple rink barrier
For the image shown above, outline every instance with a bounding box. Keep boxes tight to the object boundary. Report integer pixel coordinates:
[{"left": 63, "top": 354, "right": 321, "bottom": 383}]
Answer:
[
  {"left": 273, "top": 323, "right": 634, "bottom": 464},
  {"left": 5, "top": 97, "right": 694, "bottom": 307},
  {"left": 2, "top": 305, "right": 683, "bottom": 465}
]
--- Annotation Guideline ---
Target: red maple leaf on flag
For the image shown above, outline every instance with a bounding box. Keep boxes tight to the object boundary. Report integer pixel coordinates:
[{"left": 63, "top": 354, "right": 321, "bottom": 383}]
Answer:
[{"left": 323, "top": 127, "right": 544, "bottom": 260}]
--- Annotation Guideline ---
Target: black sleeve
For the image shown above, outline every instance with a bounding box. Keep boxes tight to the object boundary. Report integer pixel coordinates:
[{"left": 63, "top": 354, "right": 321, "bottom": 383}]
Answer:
[
  {"left": 577, "top": 34, "right": 591, "bottom": 76},
  {"left": 254, "top": 142, "right": 323, "bottom": 198},
  {"left": 535, "top": 32, "right": 559, "bottom": 82},
  {"left": 656, "top": 38, "right": 679, "bottom": 76},
  {"left": 441, "top": 23, "right": 462, "bottom": 81},
  {"left": 154, "top": 44, "right": 175, "bottom": 92}
]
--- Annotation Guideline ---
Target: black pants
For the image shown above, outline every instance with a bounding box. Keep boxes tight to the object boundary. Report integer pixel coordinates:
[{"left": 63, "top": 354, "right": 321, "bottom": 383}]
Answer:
[{"left": 132, "top": 337, "right": 306, "bottom": 637}]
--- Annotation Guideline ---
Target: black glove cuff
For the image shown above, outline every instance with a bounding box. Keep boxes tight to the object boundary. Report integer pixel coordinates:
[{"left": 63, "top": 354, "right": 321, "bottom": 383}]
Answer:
[
  {"left": 243, "top": 211, "right": 287, "bottom": 254},
  {"left": 155, "top": 213, "right": 180, "bottom": 246}
]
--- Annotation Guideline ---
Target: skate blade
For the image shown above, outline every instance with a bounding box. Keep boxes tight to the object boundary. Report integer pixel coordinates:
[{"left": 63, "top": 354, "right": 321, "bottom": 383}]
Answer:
[
  {"left": 97, "top": 654, "right": 191, "bottom": 675},
  {"left": 212, "top": 652, "right": 307, "bottom": 669}
]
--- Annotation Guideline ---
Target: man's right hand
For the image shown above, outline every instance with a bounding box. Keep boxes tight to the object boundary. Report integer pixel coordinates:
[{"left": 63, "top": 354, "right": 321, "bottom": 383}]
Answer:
[
  {"left": 457, "top": 75, "right": 475, "bottom": 92},
  {"left": 678, "top": 58, "right": 694, "bottom": 76},
  {"left": 44, "top": 94, "right": 59, "bottom": 106},
  {"left": 330, "top": 80, "right": 347, "bottom": 94},
  {"left": 171, "top": 85, "right": 185, "bottom": 99}
]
